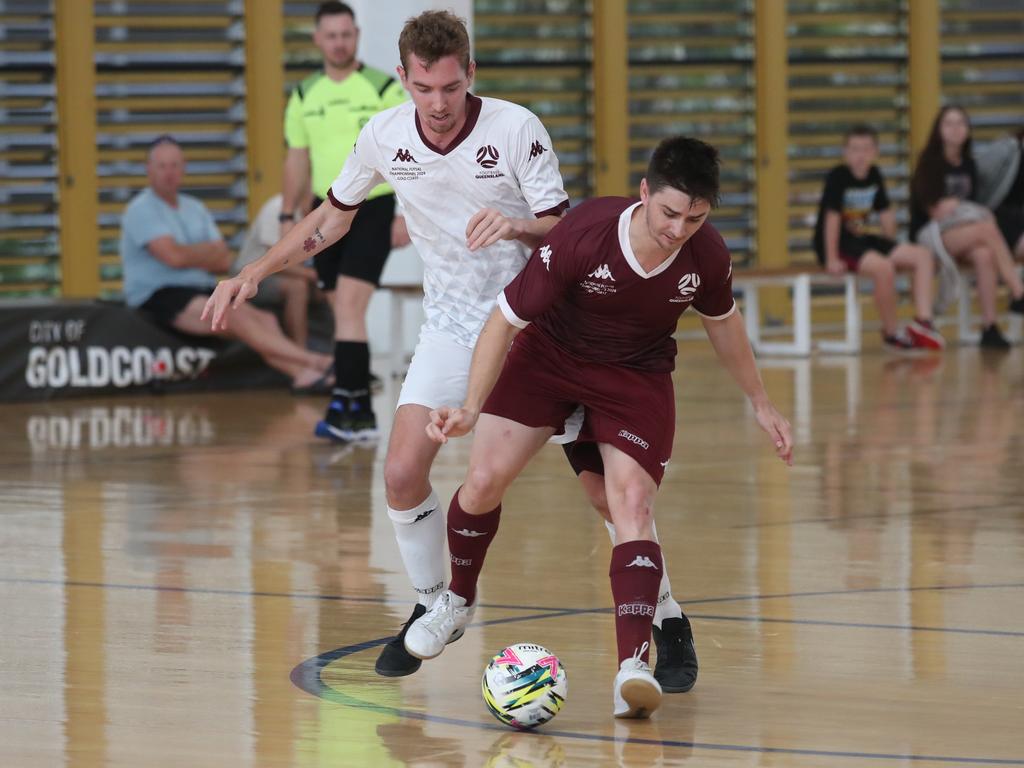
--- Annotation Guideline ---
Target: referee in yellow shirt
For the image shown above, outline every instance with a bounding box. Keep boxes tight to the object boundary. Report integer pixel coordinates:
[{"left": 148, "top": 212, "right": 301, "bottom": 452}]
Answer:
[{"left": 281, "top": 1, "right": 408, "bottom": 441}]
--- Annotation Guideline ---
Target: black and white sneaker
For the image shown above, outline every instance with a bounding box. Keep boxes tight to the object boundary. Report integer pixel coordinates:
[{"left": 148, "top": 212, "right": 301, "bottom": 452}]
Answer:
[
  {"left": 652, "top": 615, "right": 699, "bottom": 693},
  {"left": 375, "top": 604, "right": 427, "bottom": 677}
]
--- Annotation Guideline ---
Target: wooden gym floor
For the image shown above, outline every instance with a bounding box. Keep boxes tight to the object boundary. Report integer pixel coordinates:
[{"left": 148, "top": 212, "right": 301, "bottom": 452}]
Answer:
[{"left": 1, "top": 340, "right": 1022, "bottom": 767}]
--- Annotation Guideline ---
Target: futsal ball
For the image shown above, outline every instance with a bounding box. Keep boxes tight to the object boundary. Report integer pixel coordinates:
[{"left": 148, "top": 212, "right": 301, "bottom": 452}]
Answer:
[{"left": 482, "top": 643, "right": 568, "bottom": 730}]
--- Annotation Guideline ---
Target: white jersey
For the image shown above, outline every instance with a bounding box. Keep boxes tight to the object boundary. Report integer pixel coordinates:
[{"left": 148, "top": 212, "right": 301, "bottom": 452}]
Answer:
[{"left": 329, "top": 95, "right": 568, "bottom": 347}]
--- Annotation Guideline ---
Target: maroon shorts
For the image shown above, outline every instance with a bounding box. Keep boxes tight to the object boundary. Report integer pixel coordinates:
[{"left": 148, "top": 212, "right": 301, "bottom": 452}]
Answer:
[{"left": 482, "top": 328, "right": 675, "bottom": 485}]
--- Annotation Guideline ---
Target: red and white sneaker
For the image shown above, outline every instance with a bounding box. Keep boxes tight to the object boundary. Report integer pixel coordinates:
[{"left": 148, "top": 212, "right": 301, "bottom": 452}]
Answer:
[{"left": 906, "top": 319, "right": 945, "bottom": 350}]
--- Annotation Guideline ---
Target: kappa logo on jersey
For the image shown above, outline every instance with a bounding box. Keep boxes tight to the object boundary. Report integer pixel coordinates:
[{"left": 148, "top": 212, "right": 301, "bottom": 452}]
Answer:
[
  {"left": 588, "top": 264, "right": 615, "bottom": 281},
  {"left": 671, "top": 272, "right": 701, "bottom": 303},
  {"left": 528, "top": 140, "right": 547, "bottom": 160},
  {"left": 580, "top": 263, "right": 617, "bottom": 295},
  {"left": 626, "top": 555, "right": 659, "bottom": 570},
  {"left": 539, "top": 244, "right": 552, "bottom": 271},
  {"left": 393, "top": 148, "right": 417, "bottom": 162},
  {"left": 476, "top": 145, "right": 500, "bottom": 168}
]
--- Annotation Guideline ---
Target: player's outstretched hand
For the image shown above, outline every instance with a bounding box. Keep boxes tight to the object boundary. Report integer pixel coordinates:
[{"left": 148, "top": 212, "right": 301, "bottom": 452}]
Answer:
[
  {"left": 466, "top": 208, "right": 520, "bottom": 251},
  {"left": 426, "top": 406, "right": 479, "bottom": 444},
  {"left": 201, "top": 275, "right": 258, "bottom": 332},
  {"left": 753, "top": 401, "right": 794, "bottom": 466}
]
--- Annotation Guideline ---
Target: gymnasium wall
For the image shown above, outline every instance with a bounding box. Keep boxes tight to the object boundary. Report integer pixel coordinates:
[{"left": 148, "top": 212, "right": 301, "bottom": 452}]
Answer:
[{"left": 0, "top": 1, "right": 1021, "bottom": 299}]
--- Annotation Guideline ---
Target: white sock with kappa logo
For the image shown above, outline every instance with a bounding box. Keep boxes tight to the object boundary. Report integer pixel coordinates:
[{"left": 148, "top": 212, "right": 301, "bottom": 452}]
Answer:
[
  {"left": 605, "top": 519, "right": 682, "bottom": 627},
  {"left": 388, "top": 490, "right": 446, "bottom": 608}
]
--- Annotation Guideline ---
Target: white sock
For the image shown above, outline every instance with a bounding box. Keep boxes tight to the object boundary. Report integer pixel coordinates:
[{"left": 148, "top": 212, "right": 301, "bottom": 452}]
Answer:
[
  {"left": 388, "top": 490, "right": 446, "bottom": 607},
  {"left": 605, "top": 519, "right": 682, "bottom": 628}
]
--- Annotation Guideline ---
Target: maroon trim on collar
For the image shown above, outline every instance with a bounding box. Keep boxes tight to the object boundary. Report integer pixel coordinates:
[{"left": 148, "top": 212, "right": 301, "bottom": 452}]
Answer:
[
  {"left": 534, "top": 199, "right": 570, "bottom": 219},
  {"left": 327, "top": 188, "right": 362, "bottom": 211},
  {"left": 414, "top": 93, "right": 482, "bottom": 156}
]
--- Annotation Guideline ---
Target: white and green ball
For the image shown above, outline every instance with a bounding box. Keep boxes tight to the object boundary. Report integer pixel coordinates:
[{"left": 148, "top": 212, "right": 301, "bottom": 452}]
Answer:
[{"left": 481, "top": 643, "right": 568, "bottom": 730}]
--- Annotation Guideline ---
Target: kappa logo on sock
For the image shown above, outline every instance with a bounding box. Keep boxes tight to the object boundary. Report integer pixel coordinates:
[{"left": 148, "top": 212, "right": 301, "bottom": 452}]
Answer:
[
  {"left": 450, "top": 555, "right": 472, "bottom": 566},
  {"left": 412, "top": 507, "right": 436, "bottom": 523},
  {"left": 452, "top": 528, "right": 486, "bottom": 537},
  {"left": 618, "top": 602, "right": 655, "bottom": 617},
  {"left": 416, "top": 581, "right": 445, "bottom": 595},
  {"left": 626, "top": 555, "right": 659, "bottom": 569}
]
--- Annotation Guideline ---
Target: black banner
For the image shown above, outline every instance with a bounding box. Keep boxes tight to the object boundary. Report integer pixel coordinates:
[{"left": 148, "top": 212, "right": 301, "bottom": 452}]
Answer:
[{"left": 0, "top": 301, "right": 287, "bottom": 401}]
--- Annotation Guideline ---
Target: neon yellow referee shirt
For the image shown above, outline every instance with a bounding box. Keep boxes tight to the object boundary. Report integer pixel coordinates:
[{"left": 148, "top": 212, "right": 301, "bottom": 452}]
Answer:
[{"left": 284, "top": 64, "right": 407, "bottom": 199}]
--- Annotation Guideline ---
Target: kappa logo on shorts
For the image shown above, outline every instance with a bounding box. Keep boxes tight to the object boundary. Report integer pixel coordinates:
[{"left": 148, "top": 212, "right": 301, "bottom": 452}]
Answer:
[
  {"left": 539, "top": 244, "right": 552, "bottom": 271},
  {"left": 617, "top": 428, "right": 650, "bottom": 450},
  {"left": 671, "top": 273, "right": 701, "bottom": 303},
  {"left": 626, "top": 555, "right": 659, "bottom": 570}
]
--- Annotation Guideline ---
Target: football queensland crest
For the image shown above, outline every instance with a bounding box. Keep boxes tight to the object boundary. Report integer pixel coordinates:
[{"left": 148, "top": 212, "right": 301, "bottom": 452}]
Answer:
[{"left": 677, "top": 273, "right": 701, "bottom": 298}]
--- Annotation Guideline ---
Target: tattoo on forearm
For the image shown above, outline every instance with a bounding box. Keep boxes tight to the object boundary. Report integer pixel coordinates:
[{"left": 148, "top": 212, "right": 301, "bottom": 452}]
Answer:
[{"left": 303, "top": 227, "right": 326, "bottom": 254}]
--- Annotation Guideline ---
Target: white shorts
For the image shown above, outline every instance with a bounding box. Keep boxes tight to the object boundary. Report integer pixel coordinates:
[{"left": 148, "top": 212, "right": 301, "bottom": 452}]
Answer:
[
  {"left": 396, "top": 329, "right": 473, "bottom": 410},
  {"left": 396, "top": 328, "right": 584, "bottom": 445}
]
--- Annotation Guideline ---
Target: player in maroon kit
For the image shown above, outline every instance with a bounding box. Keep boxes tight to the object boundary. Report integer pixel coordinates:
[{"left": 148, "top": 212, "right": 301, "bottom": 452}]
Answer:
[{"left": 404, "top": 137, "right": 793, "bottom": 719}]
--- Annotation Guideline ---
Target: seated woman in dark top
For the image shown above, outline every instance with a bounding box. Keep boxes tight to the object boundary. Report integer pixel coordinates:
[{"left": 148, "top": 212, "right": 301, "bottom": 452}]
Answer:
[{"left": 910, "top": 106, "right": 1024, "bottom": 349}]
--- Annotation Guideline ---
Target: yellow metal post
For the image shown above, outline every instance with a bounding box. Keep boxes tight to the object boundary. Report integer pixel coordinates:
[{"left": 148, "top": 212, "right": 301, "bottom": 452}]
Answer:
[
  {"left": 54, "top": 0, "right": 100, "bottom": 298},
  {"left": 754, "top": 1, "right": 789, "bottom": 316},
  {"left": 244, "top": 0, "right": 285, "bottom": 221},
  {"left": 908, "top": 0, "right": 941, "bottom": 165},
  {"left": 592, "top": 0, "right": 629, "bottom": 196}
]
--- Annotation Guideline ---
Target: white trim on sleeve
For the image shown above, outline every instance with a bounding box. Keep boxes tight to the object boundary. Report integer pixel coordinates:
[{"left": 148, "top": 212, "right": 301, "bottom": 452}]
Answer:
[
  {"left": 497, "top": 291, "right": 530, "bottom": 329},
  {"left": 695, "top": 300, "right": 737, "bottom": 321}
]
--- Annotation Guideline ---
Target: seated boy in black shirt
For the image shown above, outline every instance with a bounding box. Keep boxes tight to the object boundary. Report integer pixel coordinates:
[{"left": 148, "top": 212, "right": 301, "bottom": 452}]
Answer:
[{"left": 814, "top": 124, "right": 944, "bottom": 350}]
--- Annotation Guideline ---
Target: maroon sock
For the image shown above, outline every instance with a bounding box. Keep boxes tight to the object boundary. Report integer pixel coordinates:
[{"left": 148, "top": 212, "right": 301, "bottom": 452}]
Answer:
[
  {"left": 447, "top": 487, "right": 501, "bottom": 606},
  {"left": 609, "top": 540, "right": 663, "bottom": 665}
]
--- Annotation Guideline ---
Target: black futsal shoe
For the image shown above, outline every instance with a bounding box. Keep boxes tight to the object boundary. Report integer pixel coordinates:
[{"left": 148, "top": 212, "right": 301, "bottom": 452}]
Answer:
[
  {"left": 376, "top": 604, "right": 427, "bottom": 677},
  {"left": 652, "top": 615, "right": 699, "bottom": 693}
]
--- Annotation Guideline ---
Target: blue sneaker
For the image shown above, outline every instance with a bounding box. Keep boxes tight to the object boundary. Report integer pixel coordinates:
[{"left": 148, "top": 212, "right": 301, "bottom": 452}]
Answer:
[{"left": 314, "top": 393, "right": 379, "bottom": 442}]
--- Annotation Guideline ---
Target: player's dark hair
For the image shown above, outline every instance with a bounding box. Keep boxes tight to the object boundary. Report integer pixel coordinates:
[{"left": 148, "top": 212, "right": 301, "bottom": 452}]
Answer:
[
  {"left": 398, "top": 10, "right": 471, "bottom": 74},
  {"left": 845, "top": 124, "right": 879, "bottom": 144},
  {"left": 646, "top": 137, "right": 720, "bottom": 208},
  {"left": 911, "top": 105, "right": 972, "bottom": 212},
  {"left": 316, "top": 1, "right": 354, "bottom": 24}
]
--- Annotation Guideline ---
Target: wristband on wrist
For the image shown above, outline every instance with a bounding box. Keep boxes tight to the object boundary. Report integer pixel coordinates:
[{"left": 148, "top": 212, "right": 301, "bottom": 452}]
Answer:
[{"left": 278, "top": 212, "right": 294, "bottom": 222}]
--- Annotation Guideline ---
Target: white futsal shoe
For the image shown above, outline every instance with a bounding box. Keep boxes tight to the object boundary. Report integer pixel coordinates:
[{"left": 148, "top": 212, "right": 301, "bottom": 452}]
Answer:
[
  {"left": 403, "top": 589, "right": 476, "bottom": 660},
  {"left": 613, "top": 642, "right": 662, "bottom": 719}
]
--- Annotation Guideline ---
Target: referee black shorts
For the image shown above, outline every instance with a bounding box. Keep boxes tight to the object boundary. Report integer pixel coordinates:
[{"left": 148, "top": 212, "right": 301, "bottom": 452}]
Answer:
[{"left": 313, "top": 193, "right": 396, "bottom": 291}]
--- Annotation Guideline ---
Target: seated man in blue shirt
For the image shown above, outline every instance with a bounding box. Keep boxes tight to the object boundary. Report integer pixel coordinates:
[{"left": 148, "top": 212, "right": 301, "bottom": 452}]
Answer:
[{"left": 120, "top": 136, "right": 332, "bottom": 391}]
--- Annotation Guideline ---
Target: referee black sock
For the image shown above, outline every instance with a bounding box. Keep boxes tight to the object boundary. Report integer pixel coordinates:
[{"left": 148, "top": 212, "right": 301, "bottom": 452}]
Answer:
[{"left": 332, "top": 340, "right": 370, "bottom": 399}]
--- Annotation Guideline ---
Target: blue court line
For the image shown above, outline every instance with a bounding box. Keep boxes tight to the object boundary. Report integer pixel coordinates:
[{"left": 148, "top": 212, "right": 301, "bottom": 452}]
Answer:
[
  {"left": 290, "top": 634, "right": 1024, "bottom": 765},
  {"left": 3, "top": 575, "right": 1023, "bottom": 618},
  {"left": 685, "top": 613, "right": 1024, "bottom": 638}
]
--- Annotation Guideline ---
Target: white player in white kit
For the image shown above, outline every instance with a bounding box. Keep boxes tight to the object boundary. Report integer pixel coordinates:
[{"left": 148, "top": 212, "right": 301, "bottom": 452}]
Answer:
[{"left": 203, "top": 9, "right": 697, "bottom": 688}]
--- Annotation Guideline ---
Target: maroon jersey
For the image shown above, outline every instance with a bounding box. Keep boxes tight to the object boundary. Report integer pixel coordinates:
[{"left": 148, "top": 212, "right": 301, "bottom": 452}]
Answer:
[{"left": 498, "top": 196, "right": 735, "bottom": 372}]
